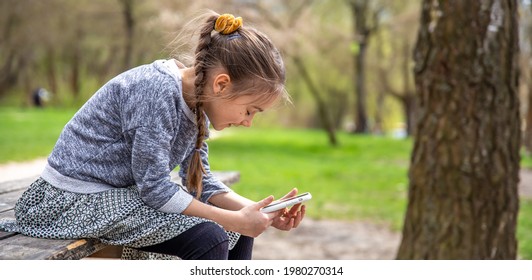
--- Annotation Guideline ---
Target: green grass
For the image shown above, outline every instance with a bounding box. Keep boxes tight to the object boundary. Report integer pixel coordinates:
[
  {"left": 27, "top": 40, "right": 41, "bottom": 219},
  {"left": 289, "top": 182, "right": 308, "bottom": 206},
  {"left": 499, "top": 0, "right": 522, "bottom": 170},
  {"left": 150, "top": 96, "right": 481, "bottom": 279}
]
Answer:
[
  {"left": 519, "top": 200, "right": 532, "bottom": 259},
  {"left": 208, "top": 128, "right": 411, "bottom": 230},
  {"left": 1, "top": 107, "right": 531, "bottom": 258},
  {"left": 0, "top": 107, "right": 77, "bottom": 163}
]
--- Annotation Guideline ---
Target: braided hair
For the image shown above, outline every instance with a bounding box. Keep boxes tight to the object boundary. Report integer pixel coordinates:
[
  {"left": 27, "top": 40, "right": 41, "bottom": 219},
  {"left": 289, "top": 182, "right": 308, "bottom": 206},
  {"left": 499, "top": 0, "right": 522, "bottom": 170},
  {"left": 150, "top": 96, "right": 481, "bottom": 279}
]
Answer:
[{"left": 185, "top": 12, "right": 289, "bottom": 198}]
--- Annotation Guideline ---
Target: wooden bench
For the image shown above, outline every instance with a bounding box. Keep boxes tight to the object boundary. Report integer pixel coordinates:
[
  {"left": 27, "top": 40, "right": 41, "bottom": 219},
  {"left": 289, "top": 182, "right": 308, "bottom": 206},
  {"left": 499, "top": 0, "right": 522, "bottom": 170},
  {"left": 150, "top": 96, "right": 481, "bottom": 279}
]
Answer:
[{"left": 0, "top": 171, "right": 240, "bottom": 260}]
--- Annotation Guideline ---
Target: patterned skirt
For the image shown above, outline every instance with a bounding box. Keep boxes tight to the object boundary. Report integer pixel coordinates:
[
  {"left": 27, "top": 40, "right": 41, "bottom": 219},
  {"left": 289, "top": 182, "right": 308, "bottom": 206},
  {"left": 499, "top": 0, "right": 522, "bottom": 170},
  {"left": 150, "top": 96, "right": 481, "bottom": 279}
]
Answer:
[{"left": 0, "top": 178, "right": 240, "bottom": 259}]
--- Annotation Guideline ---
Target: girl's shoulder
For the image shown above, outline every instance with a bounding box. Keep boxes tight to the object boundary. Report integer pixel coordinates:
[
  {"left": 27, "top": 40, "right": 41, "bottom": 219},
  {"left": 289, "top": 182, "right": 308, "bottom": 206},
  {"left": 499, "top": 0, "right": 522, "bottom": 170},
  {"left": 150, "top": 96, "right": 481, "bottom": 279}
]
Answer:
[{"left": 108, "top": 60, "right": 179, "bottom": 99}]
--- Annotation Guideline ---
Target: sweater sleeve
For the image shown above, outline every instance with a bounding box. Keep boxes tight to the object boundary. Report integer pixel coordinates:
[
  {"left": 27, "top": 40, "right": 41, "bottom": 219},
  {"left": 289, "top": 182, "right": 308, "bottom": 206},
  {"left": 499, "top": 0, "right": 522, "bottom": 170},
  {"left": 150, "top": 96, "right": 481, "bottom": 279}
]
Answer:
[
  {"left": 128, "top": 125, "right": 193, "bottom": 213},
  {"left": 179, "top": 140, "right": 233, "bottom": 203}
]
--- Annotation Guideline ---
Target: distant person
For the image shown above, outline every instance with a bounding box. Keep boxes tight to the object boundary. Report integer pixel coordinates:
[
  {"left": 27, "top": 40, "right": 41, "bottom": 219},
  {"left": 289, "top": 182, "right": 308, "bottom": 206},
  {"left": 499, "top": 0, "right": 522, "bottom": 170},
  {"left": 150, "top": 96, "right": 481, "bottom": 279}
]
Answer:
[
  {"left": 0, "top": 11, "right": 306, "bottom": 260},
  {"left": 32, "top": 87, "right": 50, "bottom": 108}
]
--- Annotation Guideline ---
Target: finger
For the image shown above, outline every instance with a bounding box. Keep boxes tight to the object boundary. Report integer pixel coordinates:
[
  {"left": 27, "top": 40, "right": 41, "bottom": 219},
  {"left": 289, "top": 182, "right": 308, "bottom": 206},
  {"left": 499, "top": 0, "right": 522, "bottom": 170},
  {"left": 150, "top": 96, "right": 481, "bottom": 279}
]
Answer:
[
  {"left": 278, "top": 208, "right": 288, "bottom": 218},
  {"left": 293, "top": 211, "right": 303, "bottom": 228},
  {"left": 300, "top": 205, "right": 306, "bottom": 222},
  {"left": 256, "top": 195, "right": 274, "bottom": 210},
  {"left": 280, "top": 188, "right": 298, "bottom": 200},
  {"left": 266, "top": 211, "right": 278, "bottom": 219},
  {"left": 288, "top": 203, "right": 302, "bottom": 215},
  {"left": 287, "top": 217, "right": 295, "bottom": 230}
]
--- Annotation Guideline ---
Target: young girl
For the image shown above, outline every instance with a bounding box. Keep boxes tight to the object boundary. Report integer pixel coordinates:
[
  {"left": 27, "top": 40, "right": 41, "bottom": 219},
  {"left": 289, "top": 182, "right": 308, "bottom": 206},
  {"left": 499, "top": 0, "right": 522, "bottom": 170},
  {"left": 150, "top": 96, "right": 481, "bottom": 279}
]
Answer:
[{"left": 0, "top": 11, "right": 306, "bottom": 260}]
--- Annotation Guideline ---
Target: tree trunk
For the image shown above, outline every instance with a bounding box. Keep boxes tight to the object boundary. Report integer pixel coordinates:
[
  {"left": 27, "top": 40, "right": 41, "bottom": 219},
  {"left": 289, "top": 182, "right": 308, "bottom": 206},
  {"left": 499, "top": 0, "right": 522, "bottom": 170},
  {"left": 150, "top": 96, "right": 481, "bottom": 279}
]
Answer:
[
  {"left": 45, "top": 48, "right": 58, "bottom": 95},
  {"left": 401, "top": 95, "right": 416, "bottom": 137},
  {"left": 121, "top": 0, "right": 135, "bottom": 70},
  {"left": 292, "top": 56, "right": 338, "bottom": 146},
  {"left": 397, "top": 0, "right": 520, "bottom": 259},
  {"left": 354, "top": 39, "right": 369, "bottom": 133},
  {"left": 70, "top": 27, "right": 83, "bottom": 100},
  {"left": 349, "top": 0, "right": 372, "bottom": 134}
]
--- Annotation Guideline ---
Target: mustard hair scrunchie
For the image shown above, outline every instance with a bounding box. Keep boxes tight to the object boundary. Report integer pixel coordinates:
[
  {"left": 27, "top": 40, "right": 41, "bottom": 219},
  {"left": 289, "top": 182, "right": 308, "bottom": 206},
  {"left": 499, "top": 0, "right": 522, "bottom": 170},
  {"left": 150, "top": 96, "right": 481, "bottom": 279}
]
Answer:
[{"left": 214, "top": 14, "right": 243, "bottom": 35}]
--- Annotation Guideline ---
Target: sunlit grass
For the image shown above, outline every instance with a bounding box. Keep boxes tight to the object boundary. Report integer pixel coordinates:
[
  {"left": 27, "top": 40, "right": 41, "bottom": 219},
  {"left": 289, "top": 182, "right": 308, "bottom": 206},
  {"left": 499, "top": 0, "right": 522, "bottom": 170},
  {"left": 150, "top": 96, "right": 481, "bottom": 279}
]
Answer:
[
  {"left": 0, "top": 107, "right": 76, "bottom": 163},
  {"left": 208, "top": 127, "right": 412, "bottom": 230}
]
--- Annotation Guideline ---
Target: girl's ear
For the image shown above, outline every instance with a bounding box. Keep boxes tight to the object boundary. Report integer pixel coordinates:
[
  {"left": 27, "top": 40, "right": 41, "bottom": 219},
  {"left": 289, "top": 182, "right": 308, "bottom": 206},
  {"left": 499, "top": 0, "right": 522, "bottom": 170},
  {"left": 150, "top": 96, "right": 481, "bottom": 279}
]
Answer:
[{"left": 212, "top": 73, "right": 231, "bottom": 95}]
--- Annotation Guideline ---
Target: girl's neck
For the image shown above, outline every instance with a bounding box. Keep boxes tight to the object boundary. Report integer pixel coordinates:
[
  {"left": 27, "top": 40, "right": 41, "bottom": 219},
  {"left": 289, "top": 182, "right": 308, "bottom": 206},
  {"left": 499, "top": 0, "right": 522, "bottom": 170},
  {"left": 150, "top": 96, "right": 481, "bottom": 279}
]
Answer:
[{"left": 179, "top": 67, "right": 196, "bottom": 109}]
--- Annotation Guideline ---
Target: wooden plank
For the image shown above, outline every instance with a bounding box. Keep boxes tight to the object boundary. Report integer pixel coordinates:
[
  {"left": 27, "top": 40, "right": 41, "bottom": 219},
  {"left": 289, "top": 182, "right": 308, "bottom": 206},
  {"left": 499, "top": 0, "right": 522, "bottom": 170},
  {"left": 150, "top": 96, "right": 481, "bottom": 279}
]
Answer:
[
  {"left": 0, "top": 209, "right": 16, "bottom": 240},
  {"left": 0, "top": 209, "right": 14, "bottom": 219},
  {"left": 0, "top": 189, "right": 25, "bottom": 212},
  {"left": 0, "top": 231, "right": 17, "bottom": 240},
  {"left": 0, "top": 176, "right": 38, "bottom": 195},
  {"left": 0, "top": 235, "right": 107, "bottom": 260},
  {"left": 87, "top": 245, "right": 123, "bottom": 258}
]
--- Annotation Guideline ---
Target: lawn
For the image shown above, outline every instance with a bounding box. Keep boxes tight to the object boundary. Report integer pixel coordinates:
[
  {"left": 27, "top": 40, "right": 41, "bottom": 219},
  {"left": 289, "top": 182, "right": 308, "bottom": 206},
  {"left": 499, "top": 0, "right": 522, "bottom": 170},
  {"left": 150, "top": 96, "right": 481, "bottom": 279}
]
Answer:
[
  {"left": 207, "top": 128, "right": 411, "bottom": 230},
  {"left": 0, "top": 107, "right": 77, "bottom": 162},
  {"left": 0, "top": 107, "right": 531, "bottom": 259}
]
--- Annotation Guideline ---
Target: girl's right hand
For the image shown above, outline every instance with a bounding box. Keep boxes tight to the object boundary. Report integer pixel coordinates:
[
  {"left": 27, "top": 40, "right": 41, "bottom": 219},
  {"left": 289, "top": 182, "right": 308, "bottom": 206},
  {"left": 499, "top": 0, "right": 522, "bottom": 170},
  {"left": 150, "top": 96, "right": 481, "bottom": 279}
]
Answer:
[
  {"left": 232, "top": 195, "right": 276, "bottom": 237},
  {"left": 182, "top": 195, "right": 277, "bottom": 238}
]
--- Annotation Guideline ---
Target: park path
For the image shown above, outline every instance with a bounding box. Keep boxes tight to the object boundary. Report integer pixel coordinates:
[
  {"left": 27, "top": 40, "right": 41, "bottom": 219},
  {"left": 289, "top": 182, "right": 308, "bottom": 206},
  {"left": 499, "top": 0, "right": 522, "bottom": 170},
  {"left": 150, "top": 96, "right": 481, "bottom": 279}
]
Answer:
[{"left": 1, "top": 158, "right": 532, "bottom": 259}]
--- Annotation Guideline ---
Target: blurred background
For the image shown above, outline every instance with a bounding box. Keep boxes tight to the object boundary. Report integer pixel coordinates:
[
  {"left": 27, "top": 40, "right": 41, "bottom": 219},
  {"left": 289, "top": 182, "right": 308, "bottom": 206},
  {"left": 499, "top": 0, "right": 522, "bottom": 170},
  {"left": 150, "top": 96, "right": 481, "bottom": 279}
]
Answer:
[{"left": 1, "top": 0, "right": 532, "bottom": 259}]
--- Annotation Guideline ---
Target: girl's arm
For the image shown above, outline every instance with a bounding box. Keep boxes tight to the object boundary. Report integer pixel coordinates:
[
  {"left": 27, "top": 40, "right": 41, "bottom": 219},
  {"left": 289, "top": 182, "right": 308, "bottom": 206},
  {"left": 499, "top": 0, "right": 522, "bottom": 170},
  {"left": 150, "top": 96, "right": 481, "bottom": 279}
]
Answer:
[
  {"left": 182, "top": 195, "right": 276, "bottom": 237},
  {"left": 208, "top": 191, "right": 256, "bottom": 210}
]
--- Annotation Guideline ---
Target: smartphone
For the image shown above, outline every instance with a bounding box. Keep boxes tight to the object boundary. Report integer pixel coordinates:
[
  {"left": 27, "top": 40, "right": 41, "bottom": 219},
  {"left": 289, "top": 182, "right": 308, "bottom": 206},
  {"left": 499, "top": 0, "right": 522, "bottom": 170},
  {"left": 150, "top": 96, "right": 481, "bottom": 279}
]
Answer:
[{"left": 260, "top": 192, "right": 312, "bottom": 213}]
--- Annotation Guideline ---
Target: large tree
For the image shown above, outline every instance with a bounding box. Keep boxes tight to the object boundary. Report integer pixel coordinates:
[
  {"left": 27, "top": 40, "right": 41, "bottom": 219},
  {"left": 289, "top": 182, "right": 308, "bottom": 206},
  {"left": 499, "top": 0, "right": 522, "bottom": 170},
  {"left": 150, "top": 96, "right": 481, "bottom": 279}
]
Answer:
[{"left": 398, "top": 0, "right": 520, "bottom": 259}]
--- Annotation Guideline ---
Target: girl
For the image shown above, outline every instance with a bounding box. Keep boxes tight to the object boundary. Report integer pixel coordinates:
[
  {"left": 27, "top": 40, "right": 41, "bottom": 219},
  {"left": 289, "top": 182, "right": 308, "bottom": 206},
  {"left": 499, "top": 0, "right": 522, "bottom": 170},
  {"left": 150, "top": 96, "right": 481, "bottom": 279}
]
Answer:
[{"left": 0, "top": 11, "right": 305, "bottom": 260}]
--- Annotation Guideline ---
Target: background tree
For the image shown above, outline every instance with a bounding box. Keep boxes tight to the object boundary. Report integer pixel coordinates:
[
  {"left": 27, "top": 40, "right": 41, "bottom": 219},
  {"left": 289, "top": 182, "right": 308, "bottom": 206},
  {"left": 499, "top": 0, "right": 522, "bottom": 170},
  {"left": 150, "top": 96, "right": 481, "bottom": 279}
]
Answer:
[
  {"left": 398, "top": 0, "right": 520, "bottom": 259},
  {"left": 372, "top": 2, "right": 419, "bottom": 136},
  {"left": 347, "top": 0, "right": 381, "bottom": 134},
  {"left": 242, "top": 0, "right": 346, "bottom": 146}
]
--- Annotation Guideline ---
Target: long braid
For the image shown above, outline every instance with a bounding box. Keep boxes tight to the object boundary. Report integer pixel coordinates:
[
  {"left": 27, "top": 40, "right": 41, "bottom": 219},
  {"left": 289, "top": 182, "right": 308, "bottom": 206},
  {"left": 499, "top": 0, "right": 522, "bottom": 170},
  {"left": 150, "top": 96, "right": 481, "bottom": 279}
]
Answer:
[
  {"left": 184, "top": 12, "right": 288, "bottom": 198},
  {"left": 186, "top": 15, "right": 218, "bottom": 198}
]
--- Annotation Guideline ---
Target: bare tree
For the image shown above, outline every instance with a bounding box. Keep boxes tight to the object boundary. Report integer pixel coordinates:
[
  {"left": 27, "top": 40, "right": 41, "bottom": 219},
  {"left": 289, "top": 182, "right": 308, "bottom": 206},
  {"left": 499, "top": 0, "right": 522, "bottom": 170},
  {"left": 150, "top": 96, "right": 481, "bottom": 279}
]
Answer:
[
  {"left": 377, "top": 40, "right": 417, "bottom": 136},
  {"left": 347, "top": 0, "right": 380, "bottom": 134},
  {"left": 120, "top": 0, "right": 136, "bottom": 70},
  {"left": 398, "top": 0, "right": 520, "bottom": 259},
  {"left": 242, "top": 0, "right": 339, "bottom": 146}
]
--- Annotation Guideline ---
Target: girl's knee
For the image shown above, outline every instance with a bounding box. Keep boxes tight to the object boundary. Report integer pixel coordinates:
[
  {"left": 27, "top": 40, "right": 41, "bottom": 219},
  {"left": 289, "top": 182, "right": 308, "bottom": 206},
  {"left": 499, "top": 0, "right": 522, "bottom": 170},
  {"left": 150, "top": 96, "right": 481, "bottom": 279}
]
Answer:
[{"left": 197, "top": 222, "right": 229, "bottom": 243}]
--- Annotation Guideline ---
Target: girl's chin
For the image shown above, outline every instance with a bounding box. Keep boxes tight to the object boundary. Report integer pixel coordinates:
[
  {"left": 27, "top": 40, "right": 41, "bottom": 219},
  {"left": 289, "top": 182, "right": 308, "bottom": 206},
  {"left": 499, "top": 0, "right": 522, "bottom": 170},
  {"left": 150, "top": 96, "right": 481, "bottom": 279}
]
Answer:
[{"left": 212, "top": 123, "right": 231, "bottom": 131}]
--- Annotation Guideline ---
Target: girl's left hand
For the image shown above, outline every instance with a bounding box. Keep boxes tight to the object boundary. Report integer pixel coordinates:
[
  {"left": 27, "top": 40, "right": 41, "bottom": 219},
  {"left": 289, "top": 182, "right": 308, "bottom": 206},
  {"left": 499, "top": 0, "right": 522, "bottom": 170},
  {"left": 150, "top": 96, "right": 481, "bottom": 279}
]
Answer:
[{"left": 271, "top": 188, "right": 307, "bottom": 231}]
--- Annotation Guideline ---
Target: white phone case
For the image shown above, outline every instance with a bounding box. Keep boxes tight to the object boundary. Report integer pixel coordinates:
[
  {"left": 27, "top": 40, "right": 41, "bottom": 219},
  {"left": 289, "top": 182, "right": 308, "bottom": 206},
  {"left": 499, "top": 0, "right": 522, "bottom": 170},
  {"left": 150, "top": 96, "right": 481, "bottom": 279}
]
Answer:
[{"left": 260, "top": 192, "right": 312, "bottom": 213}]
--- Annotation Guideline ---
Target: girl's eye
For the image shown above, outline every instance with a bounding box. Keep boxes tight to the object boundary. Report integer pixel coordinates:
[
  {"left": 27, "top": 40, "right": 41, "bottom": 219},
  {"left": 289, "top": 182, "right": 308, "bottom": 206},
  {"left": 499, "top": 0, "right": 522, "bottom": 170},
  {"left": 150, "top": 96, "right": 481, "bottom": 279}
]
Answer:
[{"left": 246, "top": 111, "right": 251, "bottom": 116}]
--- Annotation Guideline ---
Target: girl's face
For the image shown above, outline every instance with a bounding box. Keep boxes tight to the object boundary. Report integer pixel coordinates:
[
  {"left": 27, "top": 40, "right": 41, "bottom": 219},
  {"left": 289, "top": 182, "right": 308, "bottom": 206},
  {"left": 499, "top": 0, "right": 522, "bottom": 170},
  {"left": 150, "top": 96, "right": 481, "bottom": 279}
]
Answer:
[{"left": 203, "top": 93, "right": 277, "bottom": 131}]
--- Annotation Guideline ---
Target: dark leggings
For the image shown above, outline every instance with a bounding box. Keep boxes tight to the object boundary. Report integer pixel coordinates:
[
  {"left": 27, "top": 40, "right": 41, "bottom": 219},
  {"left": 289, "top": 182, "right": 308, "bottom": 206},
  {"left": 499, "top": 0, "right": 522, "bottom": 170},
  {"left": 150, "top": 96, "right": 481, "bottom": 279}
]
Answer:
[{"left": 138, "top": 222, "right": 254, "bottom": 260}]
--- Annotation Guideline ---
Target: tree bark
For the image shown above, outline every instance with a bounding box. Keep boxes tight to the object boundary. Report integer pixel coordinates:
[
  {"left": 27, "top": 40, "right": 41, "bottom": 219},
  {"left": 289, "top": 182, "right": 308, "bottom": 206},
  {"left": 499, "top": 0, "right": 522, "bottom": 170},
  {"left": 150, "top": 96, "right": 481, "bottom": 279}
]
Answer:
[{"left": 397, "top": 0, "right": 520, "bottom": 259}]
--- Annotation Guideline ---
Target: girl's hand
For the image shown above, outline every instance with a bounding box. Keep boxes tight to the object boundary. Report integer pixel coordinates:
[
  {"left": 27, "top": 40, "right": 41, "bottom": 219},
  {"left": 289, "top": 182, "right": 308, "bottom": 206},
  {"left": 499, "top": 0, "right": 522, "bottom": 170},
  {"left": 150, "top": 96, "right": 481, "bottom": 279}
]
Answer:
[
  {"left": 271, "top": 188, "right": 307, "bottom": 231},
  {"left": 234, "top": 196, "right": 277, "bottom": 237}
]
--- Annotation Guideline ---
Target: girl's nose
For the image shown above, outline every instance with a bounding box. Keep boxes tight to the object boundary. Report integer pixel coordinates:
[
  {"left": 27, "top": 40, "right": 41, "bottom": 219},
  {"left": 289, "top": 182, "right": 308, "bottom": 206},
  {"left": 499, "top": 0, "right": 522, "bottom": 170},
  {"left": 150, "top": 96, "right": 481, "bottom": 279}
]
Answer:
[{"left": 241, "top": 119, "right": 252, "bottom": 127}]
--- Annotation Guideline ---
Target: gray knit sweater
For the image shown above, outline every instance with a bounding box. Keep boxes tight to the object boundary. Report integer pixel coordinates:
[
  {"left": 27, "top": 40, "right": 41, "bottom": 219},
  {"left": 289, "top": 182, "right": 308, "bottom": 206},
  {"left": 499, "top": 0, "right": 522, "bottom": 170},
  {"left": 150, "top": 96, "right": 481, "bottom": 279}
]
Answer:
[{"left": 41, "top": 60, "right": 231, "bottom": 214}]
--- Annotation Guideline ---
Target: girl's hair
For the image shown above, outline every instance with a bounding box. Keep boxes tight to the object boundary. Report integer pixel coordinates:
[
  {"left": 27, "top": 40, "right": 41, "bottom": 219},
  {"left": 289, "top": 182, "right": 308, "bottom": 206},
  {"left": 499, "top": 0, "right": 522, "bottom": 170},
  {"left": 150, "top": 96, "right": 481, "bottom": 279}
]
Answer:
[{"left": 179, "top": 11, "right": 289, "bottom": 198}]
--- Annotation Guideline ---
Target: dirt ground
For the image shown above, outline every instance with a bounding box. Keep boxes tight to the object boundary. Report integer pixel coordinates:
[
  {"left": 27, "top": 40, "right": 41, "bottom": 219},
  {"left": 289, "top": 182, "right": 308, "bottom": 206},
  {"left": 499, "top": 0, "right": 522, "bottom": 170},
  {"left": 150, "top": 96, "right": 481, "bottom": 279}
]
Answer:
[{"left": 1, "top": 158, "right": 531, "bottom": 260}]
